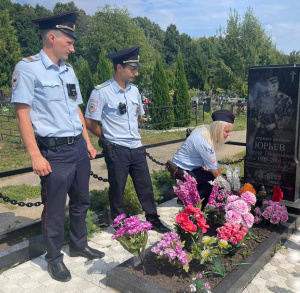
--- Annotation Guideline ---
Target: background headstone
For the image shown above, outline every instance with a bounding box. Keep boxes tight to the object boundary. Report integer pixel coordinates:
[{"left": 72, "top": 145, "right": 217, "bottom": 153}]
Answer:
[{"left": 245, "top": 65, "right": 300, "bottom": 202}]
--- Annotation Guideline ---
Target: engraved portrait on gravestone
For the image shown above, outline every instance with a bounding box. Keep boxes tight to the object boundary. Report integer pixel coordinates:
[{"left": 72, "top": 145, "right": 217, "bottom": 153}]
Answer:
[{"left": 245, "top": 66, "right": 300, "bottom": 201}]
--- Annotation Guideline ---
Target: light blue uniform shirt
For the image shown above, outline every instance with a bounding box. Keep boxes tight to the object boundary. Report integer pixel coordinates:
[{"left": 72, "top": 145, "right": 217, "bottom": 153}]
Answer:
[
  {"left": 173, "top": 126, "right": 219, "bottom": 171},
  {"left": 85, "top": 78, "right": 144, "bottom": 148},
  {"left": 11, "top": 50, "right": 83, "bottom": 137}
]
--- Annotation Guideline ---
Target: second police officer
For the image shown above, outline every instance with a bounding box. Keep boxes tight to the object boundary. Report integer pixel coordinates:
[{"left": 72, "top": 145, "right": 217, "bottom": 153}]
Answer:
[{"left": 85, "top": 45, "right": 171, "bottom": 233}]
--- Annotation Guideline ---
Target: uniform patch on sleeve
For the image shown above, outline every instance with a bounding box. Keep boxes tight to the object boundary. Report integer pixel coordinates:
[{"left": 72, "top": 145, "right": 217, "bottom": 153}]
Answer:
[
  {"left": 88, "top": 99, "right": 98, "bottom": 113},
  {"left": 209, "top": 154, "right": 216, "bottom": 164},
  {"left": 12, "top": 70, "right": 20, "bottom": 90}
]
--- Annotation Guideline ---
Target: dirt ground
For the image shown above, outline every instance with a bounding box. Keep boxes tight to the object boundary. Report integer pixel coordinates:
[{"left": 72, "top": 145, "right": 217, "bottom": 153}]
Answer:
[{"left": 0, "top": 130, "right": 246, "bottom": 234}]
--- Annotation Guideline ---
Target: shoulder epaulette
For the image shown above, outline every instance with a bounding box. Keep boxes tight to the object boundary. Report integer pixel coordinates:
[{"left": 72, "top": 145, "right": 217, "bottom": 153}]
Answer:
[
  {"left": 22, "top": 55, "right": 41, "bottom": 62},
  {"left": 95, "top": 81, "right": 111, "bottom": 90},
  {"left": 65, "top": 62, "right": 73, "bottom": 68}
]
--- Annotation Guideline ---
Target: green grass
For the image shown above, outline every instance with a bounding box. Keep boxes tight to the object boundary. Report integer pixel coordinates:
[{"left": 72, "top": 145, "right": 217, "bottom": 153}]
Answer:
[
  {"left": 0, "top": 184, "right": 41, "bottom": 209},
  {"left": 219, "top": 150, "right": 246, "bottom": 178},
  {"left": 0, "top": 113, "right": 246, "bottom": 173}
]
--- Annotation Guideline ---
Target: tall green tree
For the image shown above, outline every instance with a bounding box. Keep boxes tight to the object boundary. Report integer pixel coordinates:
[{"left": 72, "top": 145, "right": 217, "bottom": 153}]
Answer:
[
  {"left": 76, "top": 60, "right": 94, "bottom": 106},
  {"left": 185, "top": 40, "right": 209, "bottom": 89},
  {"left": 151, "top": 57, "right": 173, "bottom": 130},
  {"left": 83, "top": 5, "right": 155, "bottom": 90},
  {"left": 164, "top": 24, "right": 180, "bottom": 66},
  {"left": 173, "top": 53, "right": 190, "bottom": 127},
  {"left": 217, "top": 7, "right": 281, "bottom": 92},
  {"left": 0, "top": 9, "right": 22, "bottom": 87},
  {"left": 94, "top": 48, "right": 113, "bottom": 85},
  {"left": 134, "top": 16, "right": 165, "bottom": 58}
]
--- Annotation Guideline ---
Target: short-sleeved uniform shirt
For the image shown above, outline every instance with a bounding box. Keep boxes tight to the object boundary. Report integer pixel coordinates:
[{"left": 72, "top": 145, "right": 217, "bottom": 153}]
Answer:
[
  {"left": 11, "top": 49, "right": 83, "bottom": 137},
  {"left": 85, "top": 78, "right": 144, "bottom": 148},
  {"left": 173, "top": 126, "right": 219, "bottom": 171}
]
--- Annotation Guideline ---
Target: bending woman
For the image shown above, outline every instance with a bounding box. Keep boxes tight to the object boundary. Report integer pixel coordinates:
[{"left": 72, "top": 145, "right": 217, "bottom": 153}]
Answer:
[{"left": 172, "top": 110, "right": 235, "bottom": 209}]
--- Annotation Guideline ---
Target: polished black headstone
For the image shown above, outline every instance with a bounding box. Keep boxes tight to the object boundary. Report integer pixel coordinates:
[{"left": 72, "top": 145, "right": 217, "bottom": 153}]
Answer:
[{"left": 245, "top": 65, "right": 300, "bottom": 201}]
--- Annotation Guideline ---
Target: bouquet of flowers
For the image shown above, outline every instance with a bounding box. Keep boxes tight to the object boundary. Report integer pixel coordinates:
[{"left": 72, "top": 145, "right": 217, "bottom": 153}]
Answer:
[
  {"left": 151, "top": 232, "right": 191, "bottom": 272},
  {"left": 175, "top": 205, "right": 210, "bottom": 249},
  {"left": 224, "top": 191, "right": 256, "bottom": 228},
  {"left": 207, "top": 181, "right": 231, "bottom": 212},
  {"left": 240, "top": 182, "right": 256, "bottom": 195},
  {"left": 191, "top": 235, "right": 232, "bottom": 264},
  {"left": 111, "top": 214, "right": 152, "bottom": 258},
  {"left": 216, "top": 222, "right": 248, "bottom": 245},
  {"left": 254, "top": 200, "right": 288, "bottom": 225},
  {"left": 272, "top": 186, "right": 284, "bottom": 202},
  {"left": 174, "top": 173, "right": 201, "bottom": 207}
]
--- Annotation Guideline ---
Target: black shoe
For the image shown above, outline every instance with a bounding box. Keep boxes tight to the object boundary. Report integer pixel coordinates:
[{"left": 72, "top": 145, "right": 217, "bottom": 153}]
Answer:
[
  {"left": 48, "top": 262, "right": 71, "bottom": 282},
  {"left": 69, "top": 246, "right": 105, "bottom": 259},
  {"left": 146, "top": 215, "right": 171, "bottom": 234}
]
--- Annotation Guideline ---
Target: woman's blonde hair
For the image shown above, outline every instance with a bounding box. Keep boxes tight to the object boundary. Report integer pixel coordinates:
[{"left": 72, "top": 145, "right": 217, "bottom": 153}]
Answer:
[{"left": 202, "top": 121, "right": 232, "bottom": 150}]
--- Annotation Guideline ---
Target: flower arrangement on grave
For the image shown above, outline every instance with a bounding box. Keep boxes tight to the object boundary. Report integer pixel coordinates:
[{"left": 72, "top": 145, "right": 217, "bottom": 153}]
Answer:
[
  {"left": 151, "top": 232, "right": 192, "bottom": 272},
  {"left": 272, "top": 186, "right": 284, "bottom": 202},
  {"left": 253, "top": 186, "right": 288, "bottom": 225},
  {"left": 207, "top": 180, "right": 231, "bottom": 213},
  {"left": 191, "top": 235, "right": 233, "bottom": 264},
  {"left": 254, "top": 200, "right": 288, "bottom": 225},
  {"left": 240, "top": 182, "right": 256, "bottom": 195},
  {"left": 175, "top": 205, "right": 210, "bottom": 249},
  {"left": 224, "top": 192, "right": 256, "bottom": 228},
  {"left": 189, "top": 273, "right": 212, "bottom": 293},
  {"left": 111, "top": 214, "right": 152, "bottom": 273},
  {"left": 216, "top": 222, "right": 248, "bottom": 248},
  {"left": 173, "top": 173, "right": 202, "bottom": 208}
]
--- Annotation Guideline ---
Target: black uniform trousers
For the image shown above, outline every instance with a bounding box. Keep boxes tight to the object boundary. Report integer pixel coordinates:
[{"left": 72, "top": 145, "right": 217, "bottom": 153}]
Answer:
[
  {"left": 40, "top": 137, "right": 91, "bottom": 265},
  {"left": 105, "top": 146, "right": 157, "bottom": 220},
  {"left": 176, "top": 167, "right": 215, "bottom": 209}
]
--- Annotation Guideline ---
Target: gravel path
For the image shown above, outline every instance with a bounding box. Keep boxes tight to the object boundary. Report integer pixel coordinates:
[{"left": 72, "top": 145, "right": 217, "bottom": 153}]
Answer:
[{"left": 0, "top": 130, "right": 246, "bottom": 234}]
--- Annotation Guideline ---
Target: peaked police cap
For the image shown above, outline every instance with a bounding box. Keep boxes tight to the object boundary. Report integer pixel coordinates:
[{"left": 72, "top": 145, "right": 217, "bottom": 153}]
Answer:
[
  {"left": 32, "top": 11, "right": 77, "bottom": 39},
  {"left": 212, "top": 110, "right": 235, "bottom": 124},
  {"left": 106, "top": 45, "right": 141, "bottom": 67}
]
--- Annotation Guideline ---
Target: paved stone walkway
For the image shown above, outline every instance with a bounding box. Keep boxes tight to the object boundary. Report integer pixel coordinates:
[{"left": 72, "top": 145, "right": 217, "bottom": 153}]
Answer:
[
  {"left": 0, "top": 198, "right": 299, "bottom": 293},
  {"left": 1, "top": 130, "right": 300, "bottom": 292}
]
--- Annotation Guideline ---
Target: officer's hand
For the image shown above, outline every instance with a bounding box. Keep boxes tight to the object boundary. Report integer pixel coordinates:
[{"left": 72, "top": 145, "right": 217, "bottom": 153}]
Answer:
[
  {"left": 31, "top": 155, "right": 52, "bottom": 176},
  {"left": 87, "top": 144, "right": 97, "bottom": 159}
]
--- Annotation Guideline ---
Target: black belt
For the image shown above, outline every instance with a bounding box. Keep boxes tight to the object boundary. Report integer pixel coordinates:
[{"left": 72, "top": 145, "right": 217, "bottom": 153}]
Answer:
[{"left": 37, "top": 133, "right": 82, "bottom": 147}]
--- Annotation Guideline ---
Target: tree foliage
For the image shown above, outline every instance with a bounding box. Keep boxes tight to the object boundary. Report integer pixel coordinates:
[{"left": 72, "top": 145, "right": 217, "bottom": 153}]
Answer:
[
  {"left": 173, "top": 53, "right": 190, "bottom": 127},
  {"left": 76, "top": 60, "right": 94, "bottom": 107},
  {"left": 0, "top": 9, "right": 22, "bottom": 87},
  {"left": 83, "top": 5, "right": 155, "bottom": 91},
  {"left": 151, "top": 57, "right": 173, "bottom": 129},
  {"left": 94, "top": 48, "right": 113, "bottom": 85},
  {"left": 0, "top": 1, "right": 296, "bottom": 97},
  {"left": 164, "top": 24, "right": 180, "bottom": 66}
]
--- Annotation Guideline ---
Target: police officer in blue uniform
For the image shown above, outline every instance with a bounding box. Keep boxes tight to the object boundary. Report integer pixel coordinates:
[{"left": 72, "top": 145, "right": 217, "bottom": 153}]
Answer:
[
  {"left": 85, "top": 45, "right": 170, "bottom": 233},
  {"left": 173, "top": 110, "right": 235, "bottom": 209},
  {"left": 11, "top": 11, "right": 104, "bottom": 282}
]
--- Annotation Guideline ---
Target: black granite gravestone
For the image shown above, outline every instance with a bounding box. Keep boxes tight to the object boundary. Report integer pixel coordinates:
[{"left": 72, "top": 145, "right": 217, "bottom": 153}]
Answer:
[{"left": 245, "top": 65, "right": 300, "bottom": 202}]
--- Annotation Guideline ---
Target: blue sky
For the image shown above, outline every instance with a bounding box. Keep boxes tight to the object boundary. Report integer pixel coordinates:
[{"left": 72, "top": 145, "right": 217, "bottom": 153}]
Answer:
[{"left": 14, "top": 0, "right": 300, "bottom": 54}]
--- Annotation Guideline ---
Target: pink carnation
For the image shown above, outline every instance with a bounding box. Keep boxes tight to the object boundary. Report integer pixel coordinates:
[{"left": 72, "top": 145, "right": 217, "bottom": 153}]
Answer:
[
  {"left": 241, "top": 212, "right": 254, "bottom": 228},
  {"left": 225, "top": 210, "right": 242, "bottom": 224},
  {"left": 241, "top": 191, "right": 256, "bottom": 206}
]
